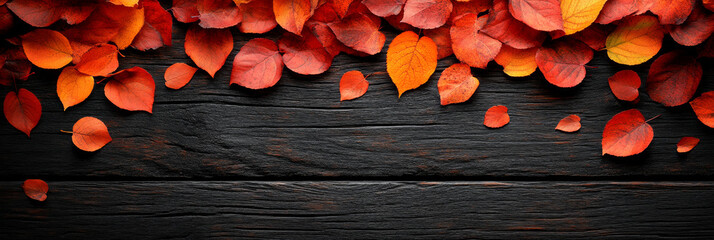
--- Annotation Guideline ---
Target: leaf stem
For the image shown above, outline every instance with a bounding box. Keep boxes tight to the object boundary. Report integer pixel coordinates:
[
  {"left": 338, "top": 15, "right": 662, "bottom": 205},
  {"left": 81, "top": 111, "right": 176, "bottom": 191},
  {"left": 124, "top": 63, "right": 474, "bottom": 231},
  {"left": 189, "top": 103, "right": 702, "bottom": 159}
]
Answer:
[
  {"left": 365, "top": 71, "right": 387, "bottom": 79},
  {"left": 645, "top": 114, "right": 662, "bottom": 123},
  {"left": 60, "top": 130, "right": 73, "bottom": 134}
]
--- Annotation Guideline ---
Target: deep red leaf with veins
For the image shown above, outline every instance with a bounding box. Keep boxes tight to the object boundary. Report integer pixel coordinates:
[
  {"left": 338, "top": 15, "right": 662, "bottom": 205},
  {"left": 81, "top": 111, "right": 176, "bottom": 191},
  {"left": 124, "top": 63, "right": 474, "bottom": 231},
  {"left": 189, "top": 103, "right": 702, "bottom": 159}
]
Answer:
[
  {"left": 230, "top": 38, "right": 284, "bottom": 89},
  {"left": 332, "top": 0, "right": 354, "bottom": 18},
  {"left": 677, "top": 137, "right": 699, "bottom": 153},
  {"left": 340, "top": 70, "right": 369, "bottom": 101},
  {"left": 602, "top": 109, "right": 653, "bottom": 157},
  {"left": 240, "top": 0, "right": 278, "bottom": 34},
  {"left": 508, "top": 0, "right": 563, "bottom": 32},
  {"left": 556, "top": 114, "right": 581, "bottom": 132},
  {"left": 362, "top": 0, "right": 405, "bottom": 17},
  {"left": 105, "top": 67, "right": 155, "bottom": 113},
  {"left": 650, "top": 0, "right": 694, "bottom": 25},
  {"left": 424, "top": 26, "right": 452, "bottom": 59},
  {"left": 172, "top": 0, "right": 199, "bottom": 23},
  {"left": 595, "top": 0, "right": 638, "bottom": 24},
  {"left": 278, "top": 29, "right": 334, "bottom": 75},
  {"left": 401, "top": 0, "right": 453, "bottom": 29},
  {"left": 646, "top": 51, "right": 702, "bottom": 107},
  {"left": 0, "top": 6, "right": 14, "bottom": 35},
  {"left": 131, "top": 0, "right": 173, "bottom": 51},
  {"left": 184, "top": 25, "right": 233, "bottom": 78},
  {"left": 328, "top": 13, "right": 385, "bottom": 55},
  {"left": 484, "top": 105, "right": 509, "bottom": 128},
  {"left": 450, "top": 13, "right": 502, "bottom": 69},
  {"left": 0, "top": 48, "right": 32, "bottom": 86},
  {"left": 22, "top": 179, "right": 48, "bottom": 201},
  {"left": 690, "top": 91, "right": 714, "bottom": 128},
  {"left": 197, "top": 0, "right": 242, "bottom": 29},
  {"left": 535, "top": 38, "right": 593, "bottom": 88},
  {"left": 608, "top": 70, "right": 640, "bottom": 102},
  {"left": 61, "top": 0, "right": 98, "bottom": 25},
  {"left": 480, "top": 0, "right": 545, "bottom": 49},
  {"left": 3, "top": 88, "right": 41, "bottom": 137},
  {"left": 571, "top": 24, "right": 612, "bottom": 50},
  {"left": 6, "top": 0, "right": 62, "bottom": 27},
  {"left": 669, "top": 6, "right": 714, "bottom": 47}
]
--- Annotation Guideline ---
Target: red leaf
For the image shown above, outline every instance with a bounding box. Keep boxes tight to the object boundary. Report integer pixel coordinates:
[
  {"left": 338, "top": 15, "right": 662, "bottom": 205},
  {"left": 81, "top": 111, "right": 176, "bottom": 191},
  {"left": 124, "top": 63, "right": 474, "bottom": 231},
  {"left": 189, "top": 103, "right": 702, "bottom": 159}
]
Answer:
[
  {"left": 239, "top": 0, "right": 278, "bottom": 34},
  {"left": 273, "top": 0, "right": 315, "bottom": 35},
  {"left": 164, "top": 63, "right": 198, "bottom": 90},
  {"left": 690, "top": 91, "right": 714, "bottom": 128},
  {"left": 278, "top": 29, "right": 334, "bottom": 75},
  {"left": 131, "top": 0, "right": 173, "bottom": 51},
  {"left": 172, "top": 0, "right": 199, "bottom": 23},
  {"left": 508, "top": 0, "right": 563, "bottom": 32},
  {"left": 0, "top": 6, "right": 14, "bottom": 35},
  {"left": 59, "top": 0, "right": 98, "bottom": 25},
  {"left": 328, "top": 13, "right": 386, "bottom": 55},
  {"left": 571, "top": 24, "right": 612, "bottom": 51},
  {"left": 669, "top": 6, "right": 714, "bottom": 47},
  {"left": 423, "top": 26, "right": 452, "bottom": 60},
  {"left": 197, "top": 0, "right": 242, "bottom": 29},
  {"left": 484, "top": 105, "right": 509, "bottom": 128},
  {"left": 608, "top": 70, "right": 640, "bottom": 102},
  {"left": 76, "top": 44, "right": 119, "bottom": 77},
  {"left": 401, "top": 0, "right": 453, "bottom": 29},
  {"left": 332, "top": 0, "right": 354, "bottom": 18},
  {"left": 362, "top": 0, "right": 405, "bottom": 17},
  {"left": 480, "top": 0, "right": 545, "bottom": 49},
  {"left": 646, "top": 51, "right": 702, "bottom": 107},
  {"left": 6, "top": 0, "right": 61, "bottom": 27},
  {"left": 0, "top": 48, "right": 32, "bottom": 86},
  {"left": 450, "top": 0, "right": 491, "bottom": 24},
  {"left": 535, "top": 38, "right": 593, "bottom": 88},
  {"left": 450, "top": 13, "right": 502, "bottom": 69},
  {"left": 3, "top": 88, "right": 41, "bottom": 137},
  {"left": 438, "top": 63, "right": 479, "bottom": 105},
  {"left": 650, "top": 0, "right": 694, "bottom": 25},
  {"left": 339, "top": 70, "right": 369, "bottom": 101},
  {"left": 22, "top": 179, "right": 48, "bottom": 201},
  {"left": 71, "top": 116, "right": 112, "bottom": 152},
  {"left": 230, "top": 38, "right": 283, "bottom": 89},
  {"left": 601, "top": 109, "right": 654, "bottom": 157},
  {"left": 706, "top": 0, "right": 714, "bottom": 11},
  {"left": 595, "top": 0, "right": 640, "bottom": 25},
  {"left": 676, "top": 137, "right": 699, "bottom": 153},
  {"left": 384, "top": 12, "right": 416, "bottom": 32},
  {"left": 105, "top": 67, "right": 155, "bottom": 113},
  {"left": 184, "top": 25, "right": 233, "bottom": 78},
  {"left": 555, "top": 114, "right": 581, "bottom": 132}
]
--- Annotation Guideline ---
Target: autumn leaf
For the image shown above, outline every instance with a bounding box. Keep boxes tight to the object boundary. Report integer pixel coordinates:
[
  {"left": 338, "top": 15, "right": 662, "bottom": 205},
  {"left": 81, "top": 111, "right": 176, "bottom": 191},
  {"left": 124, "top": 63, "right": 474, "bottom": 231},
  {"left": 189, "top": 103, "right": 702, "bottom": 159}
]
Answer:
[
  {"left": 690, "top": 91, "right": 714, "bottom": 128},
  {"left": 535, "top": 38, "right": 593, "bottom": 88},
  {"left": 278, "top": 29, "right": 334, "bottom": 75},
  {"left": 508, "top": 0, "right": 563, "bottom": 32},
  {"left": 401, "top": 0, "right": 453, "bottom": 29},
  {"left": 109, "top": 0, "right": 139, "bottom": 7},
  {"left": 676, "top": 137, "right": 699, "bottom": 153},
  {"left": 571, "top": 24, "right": 612, "bottom": 51},
  {"left": 105, "top": 67, "right": 155, "bottom": 113},
  {"left": 171, "top": 0, "right": 199, "bottom": 23},
  {"left": 331, "top": 0, "right": 354, "bottom": 19},
  {"left": 484, "top": 105, "right": 509, "bottom": 128},
  {"left": 494, "top": 45, "right": 537, "bottom": 77},
  {"left": 164, "top": 63, "right": 198, "bottom": 90},
  {"left": 340, "top": 70, "right": 369, "bottom": 101},
  {"left": 646, "top": 51, "right": 702, "bottom": 107},
  {"left": 197, "top": 0, "right": 242, "bottom": 29},
  {"left": 230, "top": 38, "right": 284, "bottom": 89},
  {"left": 556, "top": 114, "right": 581, "bottom": 132},
  {"left": 560, "top": 0, "right": 607, "bottom": 35},
  {"left": 6, "top": 0, "right": 97, "bottom": 27},
  {"left": 75, "top": 43, "right": 119, "bottom": 77},
  {"left": 669, "top": 6, "right": 714, "bottom": 47},
  {"left": 362, "top": 0, "right": 405, "bottom": 17},
  {"left": 0, "top": 48, "right": 32, "bottom": 86},
  {"left": 21, "top": 29, "right": 73, "bottom": 69},
  {"left": 131, "top": 0, "right": 173, "bottom": 51},
  {"left": 107, "top": 4, "right": 145, "bottom": 49},
  {"left": 480, "top": 0, "right": 545, "bottom": 50},
  {"left": 450, "top": 0, "right": 491, "bottom": 23},
  {"left": 70, "top": 116, "right": 112, "bottom": 152},
  {"left": 386, "top": 31, "right": 437, "bottom": 97},
  {"left": 22, "top": 179, "right": 48, "bottom": 201},
  {"left": 57, "top": 67, "right": 94, "bottom": 110},
  {"left": 594, "top": 0, "right": 645, "bottom": 25},
  {"left": 184, "top": 25, "right": 233, "bottom": 78},
  {"left": 240, "top": 0, "right": 278, "bottom": 34},
  {"left": 450, "top": 13, "right": 502, "bottom": 69},
  {"left": 328, "top": 13, "right": 386, "bottom": 55},
  {"left": 438, "top": 63, "right": 479, "bottom": 106},
  {"left": 0, "top": 6, "right": 13, "bottom": 35},
  {"left": 601, "top": 109, "right": 653, "bottom": 157},
  {"left": 605, "top": 15, "right": 663, "bottom": 65},
  {"left": 3, "top": 88, "right": 41, "bottom": 137},
  {"left": 424, "top": 26, "right": 452, "bottom": 59},
  {"left": 608, "top": 70, "right": 640, "bottom": 102},
  {"left": 273, "top": 0, "right": 315, "bottom": 35},
  {"left": 649, "top": 0, "right": 694, "bottom": 25}
]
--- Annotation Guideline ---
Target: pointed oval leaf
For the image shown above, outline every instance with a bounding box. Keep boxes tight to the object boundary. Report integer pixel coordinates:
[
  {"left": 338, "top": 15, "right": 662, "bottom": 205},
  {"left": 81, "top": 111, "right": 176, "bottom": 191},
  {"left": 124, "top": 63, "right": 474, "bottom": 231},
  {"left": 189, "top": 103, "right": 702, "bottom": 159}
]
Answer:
[
  {"left": 438, "top": 63, "right": 479, "bottom": 106},
  {"left": 76, "top": 43, "right": 119, "bottom": 77},
  {"left": 508, "top": 0, "right": 563, "bottom": 32},
  {"left": 57, "top": 67, "right": 94, "bottom": 110},
  {"left": 494, "top": 45, "right": 538, "bottom": 77},
  {"left": 231, "top": 38, "right": 284, "bottom": 89},
  {"left": 602, "top": 109, "right": 653, "bottom": 157},
  {"left": 328, "top": 13, "right": 386, "bottom": 55},
  {"left": 450, "top": 13, "right": 502, "bottom": 69},
  {"left": 535, "top": 38, "right": 593, "bottom": 88},
  {"left": 669, "top": 6, "right": 714, "bottom": 47},
  {"left": 606, "top": 15, "right": 663, "bottom": 65},
  {"left": 650, "top": 0, "right": 694, "bottom": 25},
  {"left": 484, "top": 105, "right": 509, "bottom": 128},
  {"left": 401, "top": 0, "right": 453, "bottom": 29},
  {"left": 240, "top": 0, "right": 278, "bottom": 33},
  {"left": 690, "top": 91, "right": 714, "bottom": 128},
  {"left": 21, "top": 29, "right": 73, "bottom": 69},
  {"left": 131, "top": 0, "right": 173, "bottom": 50},
  {"left": 481, "top": 0, "right": 546, "bottom": 49},
  {"left": 71, "top": 116, "right": 112, "bottom": 152},
  {"left": 555, "top": 114, "right": 581, "bottom": 132},
  {"left": 105, "top": 67, "right": 155, "bottom": 113},
  {"left": 646, "top": 51, "right": 702, "bottom": 107},
  {"left": 676, "top": 137, "right": 699, "bottom": 153},
  {"left": 560, "top": 0, "right": 607, "bottom": 35},
  {"left": 172, "top": 0, "right": 199, "bottom": 23},
  {"left": 197, "top": 0, "right": 242, "bottom": 29},
  {"left": 608, "top": 70, "right": 640, "bottom": 102},
  {"left": 278, "top": 29, "right": 333, "bottom": 75},
  {"left": 0, "top": 48, "right": 33, "bottom": 86},
  {"left": 164, "top": 63, "right": 198, "bottom": 90},
  {"left": 386, "top": 31, "right": 437, "bottom": 97},
  {"left": 362, "top": 0, "right": 405, "bottom": 17},
  {"left": 184, "top": 25, "right": 233, "bottom": 78},
  {"left": 22, "top": 179, "right": 48, "bottom": 201},
  {"left": 3, "top": 88, "right": 41, "bottom": 137},
  {"left": 273, "top": 0, "right": 314, "bottom": 35},
  {"left": 340, "top": 70, "right": 369, "bottom": 101}
]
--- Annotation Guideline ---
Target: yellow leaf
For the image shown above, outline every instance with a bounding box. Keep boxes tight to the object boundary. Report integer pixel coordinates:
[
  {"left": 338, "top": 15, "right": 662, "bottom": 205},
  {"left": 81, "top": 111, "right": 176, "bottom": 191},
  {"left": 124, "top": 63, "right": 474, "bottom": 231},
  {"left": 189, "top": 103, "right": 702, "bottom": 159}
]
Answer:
[
  {"left": 387, "top": 31, "right": 438, "bottom": 97},
  {"left": 606, "top": 15, "right": 664, "bottom": 65},
  {"left": 494, "top": 45, "right": 538, "bottom": 77},
  {"left": 561, "top": 0, "right": 607, "bottom": 35},
  {"left": 108, "top": 0, "right": 139, "bottom": 7},
  {"left": 57, "top": 67, "right": 94, "bottom": 110}
]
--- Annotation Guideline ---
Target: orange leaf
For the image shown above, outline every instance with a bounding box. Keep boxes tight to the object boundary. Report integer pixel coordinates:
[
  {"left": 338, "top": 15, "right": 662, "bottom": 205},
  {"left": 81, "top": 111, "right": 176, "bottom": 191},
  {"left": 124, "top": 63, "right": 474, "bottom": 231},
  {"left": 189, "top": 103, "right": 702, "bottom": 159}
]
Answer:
[
  {"left": 450, "top": 13, "right": 502, "bottom": 69},
  {"left": 164, "top": 63, "right": 198, "bottom": 90},
  {"left": 560, "top": 0, "right": 607, "bottom": 35},
  {"left": 602, "top": 109, "right": 653, "bottom": 157},
  {"left": 401, "top": 0, "right": 453, "bottom": 29},
  {"left": 508, "top": 0, "right": 563, "bottom": 32},
  {"left": 362, "top": 0, "right": 405, "bottom": 17},
  {"left": 646, "top": 51, "right": 702, "bottom": 107},
  {"left": 197, "top": 0, "right": 242, "bottom": 29},
  {"left": 184, "top": 25, "right": 233, "bottom": 78},
  {"left": 535, "top": 38, "right": 593, "bottom": 88},
  {"left": 608, "top": 70, "right": 640, "bottom": 102},
  {"left": 109, "top": 5, "right": 145, "bottom": 49},
  {"left": 21, "top": 29, "right": 73, "bottom": 69},
  {"left": 172, "top": 0, "right": 199, "bottom": 23},
  {"left": 669, "top": 6, "right": 714, "bottom": 47},
  {"left": 278, "top": 29, "right": 334, "bottom": 75},
  {"left": 690, "top": 91, "right": 714, "bottom": 128},
  {"left": 22, "top": 179, "right": 48, "bottom": 201},
  {"left": 494, "top": 45, "right": 537, "bottom": 77},
  {"left": 328, "top": 13, "right": 386, "bottom": 55},
  {"left": 273, "top": 0, "right": 315, "bottom": 35},
  {"left": 3, "top": 88, "right": 41, "bottom": 137},
  {"left": 650, "top": 0, "right": 694, "bottom": 25},
  {"left": 57, "top": 67, "right": 94, "bottom": 110},
  {"left": 676, "top": 137, "right": 699, "bottom": 153},
  {"left": 438, "top": 63, "right": 479, "bottom": 106},
  {"left": 340, "top": 70, "right": 369, "bottom": 101},
  {"left": 131, "top": 0, "right": 173, "bottom": 51},
  {"left": 240, "top": 0, "right": 278, "bottom": 34},
  {"left": 484, "top": 105, "right": 509, "bottom": 128},
  {"left": 555, "top": 114, "right": 581, "bottom": 132},
  {"left": 481, "top": 0, "right": 545, "bottom": 49},
  {"left": 386, "top": 31, "right": 437, "bottom": 97},
  {"left": 606, "top": 15, "right": 663, "bottom": 65},
  {"left": 109, "top": 0, "right": 139, "bottom": 7},
  {"left": 105, "top": 67, "right": 155, "bottom": 113},
  {"left": 76, "top": 43, "right": 119, "bottom": 77},
  {"left": 71, "top": 116, "right": 112, "bottom": 152},
  {"left": 230, "top": 38, "right": 283, "bottom": 89},
  {"left": 424, "top": 26, "right": 452, "bottom": 60}
]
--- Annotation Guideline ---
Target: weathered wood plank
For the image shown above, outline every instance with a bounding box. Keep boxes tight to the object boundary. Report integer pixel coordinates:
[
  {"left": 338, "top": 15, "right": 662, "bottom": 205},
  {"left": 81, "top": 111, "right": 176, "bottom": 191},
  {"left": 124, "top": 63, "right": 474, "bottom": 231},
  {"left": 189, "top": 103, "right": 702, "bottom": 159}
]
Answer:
[
  {"left": 1, "top": 181, "right": 713, "bottom": 239},
  {"left": 1, "top": 24, "right": 713, "bottom": 179}
]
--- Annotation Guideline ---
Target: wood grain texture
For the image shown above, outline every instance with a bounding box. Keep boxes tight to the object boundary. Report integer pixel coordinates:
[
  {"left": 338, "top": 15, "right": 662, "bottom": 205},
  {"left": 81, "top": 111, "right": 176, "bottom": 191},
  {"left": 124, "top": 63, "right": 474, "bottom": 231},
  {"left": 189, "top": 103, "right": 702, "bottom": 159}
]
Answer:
[
  {"left": 1, "top": 181, "right": 713, "bottom": 239},
  {"left": 1, "top": 25, "right": 713, "bottom": 179}
]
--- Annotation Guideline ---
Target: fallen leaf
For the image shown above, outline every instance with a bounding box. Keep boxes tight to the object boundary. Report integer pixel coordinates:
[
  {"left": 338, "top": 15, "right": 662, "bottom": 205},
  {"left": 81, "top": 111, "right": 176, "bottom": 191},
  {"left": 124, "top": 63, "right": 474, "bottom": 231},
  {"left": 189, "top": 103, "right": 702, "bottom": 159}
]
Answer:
[
  {"left": 601, "top": 109, "right": 653, "bottom": 157},
  {"left": 424, "top": 26, "right": 452, "bottom": 59},
  {"left": 105, "top": 67, "right": 155, "bottom": 113},
  {"left": 535, "top": 38, "right": 593, "bottom": 88},
  {"left": 608, "top": 70, "right": 640, "bottom": 102},
  {"left": 508, "top": 0, "right": 563, "bottom": 32},
  {"left": 273, "top": 0, "right": 314, "bottom": 35},
  {"left": 386, "top": 31, "right": 437, "bottom": 97},
  {"left": 22, "top": 179, "right": 48, "bottom": 201},
  {"left": 494, "top": 45, "right": 538, "bottom": 77},
  {"left": 107, "top": 4, "right": 145, "bottom": 49},
  {"left": 605, "top": 15, "right": 663, "bottom": 65},
  {"left": 676, "top": 137, "right": 699, "bottom": 153},
  {"left": 197, "top": 0, "right": 242, "bottom": 29},
  {"left": 450, "top": 13, "right": 502, "bottom": 69},
  {"left": 21, "top": 29, "right": 73, "bottom": 69},
  {"left": 669, "top": 6, "right": 714, "bottom": 47},
  {"left": 560, "top": 0, "right": 607, "bottom": 35},
  {"left": 0, "top": 6, "right": 13, "bottom": 35},
  {"left": 556, "top": 114, "right": 581, "bottom": 132},
  {"left": 70, "top": 116, "right": 112, "bottom": 152},
  {"left": 401, "top": 0, "right": 453, "bottom": 29},
  {"left": 484, "top": 105, "right": 509, "bottom": 128},
  {"left": 646, "top": 51, "right": 702, "bottom": 107},
  {"left": 230, "top": 38, "right": 283, "bottom": 89},
  {"left": 340, "top": 70, "right": 369, "bottom": 101},
  {"left": 278, "top": 29, "right": 333, "bottom": 75},
  {"left": 481, "top": 0, "right": 546, "bottom": 49},
  {"left": 109, "top": 0, "right": 139, "bottom": 7},
  {"left": 690, "top": 91, "right": 714, "bottom": 128},
  {"left": 57, "top": 67, "right": 94, "bottom": 110},
  {"left": 650, "top": 0, "right": 694, "bottom": 25},
  {"left": 131, "top": 0, "right": 173, "bottom": 51},
  {"left": 172, "top": 0, "right": 199, "bottom": 23},
  {"left": 164, "top": 63, "right": 198, "bottom": 90},
  {"left": 3, "top": 88, "right": 41, "bottom": 137},
  {"left": 184, "top": 25, "right": 233, "bottom": 78},
  {"left": 438, "top": 63, "right": 479, "bottom": 105},
  {"left": 595, "top": 0, "right": 639, "bottom": 25},
  {"left": 332, "top": 0, "right": 354, "bottom": 18},
  {"left": 362, "top": 0, "right": 405, "bottom": 17},
  {"left": 571, "top": 24, "right": 612, "bottom": 50},
  {"left": 76, "top": 43, "right": 119, "bottom": 77},
  {"left": 240, "top": 0, "right": 278, "bottom": 34},
  {"left": 706, "top": 0, "right": 714, "bottom": 11},
  {"left": 0, "top": 48, "right": 32, "bottom": 86},
  {"left": 450, "top": 0, "right": 491, "bottom": 23},
  {"left": 328, "top": 13, "right": 386, "bottom": 55}
]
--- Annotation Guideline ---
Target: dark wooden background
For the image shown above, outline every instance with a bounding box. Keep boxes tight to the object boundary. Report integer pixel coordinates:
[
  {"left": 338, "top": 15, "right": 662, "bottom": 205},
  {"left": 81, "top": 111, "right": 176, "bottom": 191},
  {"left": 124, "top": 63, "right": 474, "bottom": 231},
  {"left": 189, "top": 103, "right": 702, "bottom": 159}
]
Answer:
[{"left": 1, "top": 14, "right": 714, "bottom": 239}]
